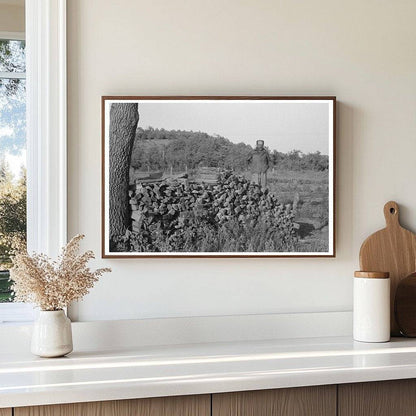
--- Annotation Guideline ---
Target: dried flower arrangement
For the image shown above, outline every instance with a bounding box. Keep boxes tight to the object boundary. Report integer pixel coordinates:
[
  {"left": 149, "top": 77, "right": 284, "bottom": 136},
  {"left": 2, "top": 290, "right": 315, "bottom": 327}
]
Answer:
[{"left": 10, "top": 234, "right": 111, "bottom": 311}]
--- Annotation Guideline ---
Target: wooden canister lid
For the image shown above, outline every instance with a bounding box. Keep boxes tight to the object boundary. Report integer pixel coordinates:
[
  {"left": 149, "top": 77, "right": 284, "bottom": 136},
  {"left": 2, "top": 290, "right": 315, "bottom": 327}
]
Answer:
[{"left": 354, "top": 271, "right": 390, "bottom": 279}]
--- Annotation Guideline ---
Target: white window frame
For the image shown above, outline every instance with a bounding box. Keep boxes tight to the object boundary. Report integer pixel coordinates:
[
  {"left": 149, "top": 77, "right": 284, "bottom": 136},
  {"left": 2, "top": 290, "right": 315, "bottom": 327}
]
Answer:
[{"left": 0, "top": 0, "right": 67, "bottom": 323}]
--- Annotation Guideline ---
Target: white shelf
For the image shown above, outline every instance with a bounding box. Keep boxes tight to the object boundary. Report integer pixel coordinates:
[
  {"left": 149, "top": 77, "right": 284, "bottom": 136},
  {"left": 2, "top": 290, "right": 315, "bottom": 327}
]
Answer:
[{"left": 2, "top": 335, "right": 416, "bottom": 408}]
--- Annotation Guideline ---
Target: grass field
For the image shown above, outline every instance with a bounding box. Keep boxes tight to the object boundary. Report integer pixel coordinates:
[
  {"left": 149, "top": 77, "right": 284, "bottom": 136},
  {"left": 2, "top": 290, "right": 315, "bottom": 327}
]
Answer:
[
  {"left": 228, "top": 168, "right": 329, "bottom": 252},
  {"left": 264, "top": 169, "right": 329, "bottom": 252}
]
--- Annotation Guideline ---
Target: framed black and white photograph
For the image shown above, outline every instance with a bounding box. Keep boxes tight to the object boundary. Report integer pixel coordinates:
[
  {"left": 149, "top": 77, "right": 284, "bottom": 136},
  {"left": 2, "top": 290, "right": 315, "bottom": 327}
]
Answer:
[{"left": 102, "top": 96, "right": 335, "bottom": 258}]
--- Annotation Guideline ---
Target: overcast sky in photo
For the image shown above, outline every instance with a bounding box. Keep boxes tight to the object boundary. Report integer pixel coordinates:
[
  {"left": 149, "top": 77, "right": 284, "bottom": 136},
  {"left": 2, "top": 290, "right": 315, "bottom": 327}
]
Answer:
[{"left": 136, "top": 100, "right": 330, "bottom": 154}]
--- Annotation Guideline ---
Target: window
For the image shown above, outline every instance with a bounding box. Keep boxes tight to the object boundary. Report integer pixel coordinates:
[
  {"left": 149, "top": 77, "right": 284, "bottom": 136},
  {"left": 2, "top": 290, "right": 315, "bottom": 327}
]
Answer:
[
  {"left": 0, "top": 0, "right": 67, "bottom": 324},
  {"left": 0, "top": 33, "right": 26, "bottom": 306},
  {"left": 0, "top": 1, "right": 67, "bottom": 323}
]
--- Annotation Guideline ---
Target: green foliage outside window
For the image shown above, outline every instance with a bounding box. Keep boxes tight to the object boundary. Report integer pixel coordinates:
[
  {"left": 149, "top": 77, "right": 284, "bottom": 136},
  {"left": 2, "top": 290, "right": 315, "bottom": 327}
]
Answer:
[
  {"left": 0, "top": 38, "right": 27, "bottom": 302},
  {"left": 0, "top": 161, "right": 26, "bottom": 302}
]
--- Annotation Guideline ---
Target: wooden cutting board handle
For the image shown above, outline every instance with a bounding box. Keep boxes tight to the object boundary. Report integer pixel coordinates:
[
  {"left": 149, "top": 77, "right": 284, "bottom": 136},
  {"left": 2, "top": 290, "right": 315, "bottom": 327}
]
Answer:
[
  {"left": 383, "top": 201, "right": 400, "bottom": 228},
  {"left": 359, "top": 201, "right": 416, "bottom": 336}
]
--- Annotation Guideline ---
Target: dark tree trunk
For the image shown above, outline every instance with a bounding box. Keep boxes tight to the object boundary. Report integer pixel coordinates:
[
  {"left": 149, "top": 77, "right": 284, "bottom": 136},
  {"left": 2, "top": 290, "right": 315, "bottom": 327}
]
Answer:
[{"left": 109, "top": 103, "right": 139, "bottom": 248}]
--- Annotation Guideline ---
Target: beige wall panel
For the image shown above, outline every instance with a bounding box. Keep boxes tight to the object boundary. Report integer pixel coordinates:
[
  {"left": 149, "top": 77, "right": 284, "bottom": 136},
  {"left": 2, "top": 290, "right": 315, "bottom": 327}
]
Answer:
[{"left": 0, "top": 4, "right": 24, "bottom": 33}]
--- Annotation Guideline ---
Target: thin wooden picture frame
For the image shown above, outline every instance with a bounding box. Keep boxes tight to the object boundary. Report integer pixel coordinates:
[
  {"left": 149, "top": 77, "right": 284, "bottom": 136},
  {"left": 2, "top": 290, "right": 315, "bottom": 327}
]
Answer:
[{"left": 102, "top": 96, "right": 336, "bottom": 258}]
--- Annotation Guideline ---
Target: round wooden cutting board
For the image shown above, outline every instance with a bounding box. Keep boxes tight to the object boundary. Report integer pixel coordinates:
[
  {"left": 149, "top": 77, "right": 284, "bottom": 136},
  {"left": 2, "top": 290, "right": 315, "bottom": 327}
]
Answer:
[{"left": 359, "top": 201, "right": 416, "bottom": 336}]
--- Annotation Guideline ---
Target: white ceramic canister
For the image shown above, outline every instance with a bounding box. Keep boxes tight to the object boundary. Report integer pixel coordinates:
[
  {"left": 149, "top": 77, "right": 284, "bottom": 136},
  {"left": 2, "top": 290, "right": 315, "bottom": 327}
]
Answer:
[
  {"left": 353, "top": 271, "right": 390, "bottom": 343},
  {"left": 31, "top": 310, "right": 73, "bottom": 357}
]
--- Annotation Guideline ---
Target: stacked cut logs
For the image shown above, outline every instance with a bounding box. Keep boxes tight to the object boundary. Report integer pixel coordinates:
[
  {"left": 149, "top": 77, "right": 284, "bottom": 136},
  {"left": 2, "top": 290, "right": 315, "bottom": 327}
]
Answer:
[{"left": 128, "top": 171, "right": 295, "bottom": 238}]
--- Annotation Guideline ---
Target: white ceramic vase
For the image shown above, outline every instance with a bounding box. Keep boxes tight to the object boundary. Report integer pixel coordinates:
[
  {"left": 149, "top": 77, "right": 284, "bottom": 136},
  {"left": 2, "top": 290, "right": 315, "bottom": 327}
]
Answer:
[{"left": 31, "top": 310, "right": 73, "bottom": 358}]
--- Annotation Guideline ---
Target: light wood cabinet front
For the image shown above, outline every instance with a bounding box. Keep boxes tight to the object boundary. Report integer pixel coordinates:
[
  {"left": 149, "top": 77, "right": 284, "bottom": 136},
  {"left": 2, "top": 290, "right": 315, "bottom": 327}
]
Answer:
[
  {"left": 338, "top": 379, "right": 416, "bottom": 416},
  {"left": 12, "top": 379, "right": 416, "bottom": 416},
  {"left": 15, "top": 395, "right": 210, "bottom": 416},
  {"left": 212, "top": 385, "right": 336, "bottom": 416}
]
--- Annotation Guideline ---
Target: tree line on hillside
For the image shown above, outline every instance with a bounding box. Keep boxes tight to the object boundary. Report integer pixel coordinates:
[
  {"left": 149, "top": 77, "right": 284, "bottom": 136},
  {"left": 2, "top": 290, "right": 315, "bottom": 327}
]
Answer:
[{"left": 130, "top": 127, "right": 329, "bottom": 172}]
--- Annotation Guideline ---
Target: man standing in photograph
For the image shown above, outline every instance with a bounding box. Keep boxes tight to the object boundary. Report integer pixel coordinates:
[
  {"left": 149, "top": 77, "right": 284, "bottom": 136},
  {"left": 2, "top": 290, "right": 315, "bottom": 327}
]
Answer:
[{"left": 247, "top": 139, "right": 270, "bottom": 189}]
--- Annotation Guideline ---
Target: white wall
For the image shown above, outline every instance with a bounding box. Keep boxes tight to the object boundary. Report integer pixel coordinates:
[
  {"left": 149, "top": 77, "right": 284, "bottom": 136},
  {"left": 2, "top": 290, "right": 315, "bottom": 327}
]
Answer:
[{"left": 67, "top": 0, "right": 416, "bottom": 321}]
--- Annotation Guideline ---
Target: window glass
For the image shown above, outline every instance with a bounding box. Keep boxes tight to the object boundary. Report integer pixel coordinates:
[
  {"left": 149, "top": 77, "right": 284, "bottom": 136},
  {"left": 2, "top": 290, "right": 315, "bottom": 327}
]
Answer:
[
  {"left": 0, "top": 39, "right": 26, "bottom": 303},
  {"left": 0, "top": 39, "right": 26, "bottom": 73}
]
